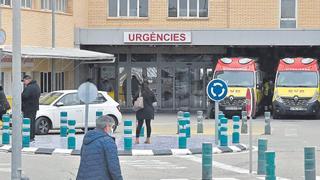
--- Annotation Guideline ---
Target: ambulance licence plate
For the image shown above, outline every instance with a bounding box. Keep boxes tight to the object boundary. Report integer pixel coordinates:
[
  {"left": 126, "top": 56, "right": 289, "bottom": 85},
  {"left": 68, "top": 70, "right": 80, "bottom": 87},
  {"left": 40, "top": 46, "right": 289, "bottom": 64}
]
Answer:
[
  {"left": 290, "top": 107, "right": 307, "bottom": 111},
  {"left": 225, "top": 106, "right": 241, "bottom": 110}
]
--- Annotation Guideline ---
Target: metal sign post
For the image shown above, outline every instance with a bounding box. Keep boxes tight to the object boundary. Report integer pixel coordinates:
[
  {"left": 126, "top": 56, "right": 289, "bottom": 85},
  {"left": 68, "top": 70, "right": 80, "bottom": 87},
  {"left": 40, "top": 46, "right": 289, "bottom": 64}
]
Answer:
[
  {"left": 246, "top": 88, "right": 254, "bottom": 174},
  {"left": 12, "top": 0, "right": 22, "bottom": 179},
  {"left": 206, "top": 79, "right": 228, "bottom": 145},
  {"left": 78, "top": 82, "right": 98, "bottom": 134}
]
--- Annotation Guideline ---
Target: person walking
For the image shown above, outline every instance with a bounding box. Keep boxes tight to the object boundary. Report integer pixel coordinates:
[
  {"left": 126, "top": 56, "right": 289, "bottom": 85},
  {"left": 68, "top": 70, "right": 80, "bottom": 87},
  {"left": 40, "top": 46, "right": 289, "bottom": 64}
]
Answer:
[
  {"left": 0, "top": 85, "right": 10, "bottom": 121},
  {"left": 77, "top": 115, "right": 123, "bottom": 180},
  {"left": 134, "top": 81, "right": 157, "bottom": 144},
  {"left": 22, "top": 75, "right": 41, "bottom": 142}
]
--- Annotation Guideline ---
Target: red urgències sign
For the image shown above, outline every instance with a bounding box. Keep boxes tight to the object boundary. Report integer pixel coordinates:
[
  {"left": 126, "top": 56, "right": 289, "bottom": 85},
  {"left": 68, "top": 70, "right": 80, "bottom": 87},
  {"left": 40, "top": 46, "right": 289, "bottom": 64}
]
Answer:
[{"left": 124, "top": 32, "right": 192, "bottom": 43}]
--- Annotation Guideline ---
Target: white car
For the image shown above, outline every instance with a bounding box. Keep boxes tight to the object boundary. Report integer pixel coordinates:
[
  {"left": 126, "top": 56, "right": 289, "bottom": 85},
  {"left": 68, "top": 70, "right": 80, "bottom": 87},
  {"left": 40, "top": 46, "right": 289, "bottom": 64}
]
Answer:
[{"left": 36, "top": 90, "right": 122, "bottom": 135}]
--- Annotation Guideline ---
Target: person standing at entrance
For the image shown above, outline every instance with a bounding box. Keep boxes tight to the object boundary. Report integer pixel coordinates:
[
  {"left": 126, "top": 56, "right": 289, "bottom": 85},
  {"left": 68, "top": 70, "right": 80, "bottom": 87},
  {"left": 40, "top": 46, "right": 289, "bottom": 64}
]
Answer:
[
  {"left": 134, "top": 81, "right": 157, "bottom": 144},
  {"left": 0, "top": 85, "right": 10, "bottom": 123},
  {"left": 22, "top": 75, "right": 41, "bottom": 141}
]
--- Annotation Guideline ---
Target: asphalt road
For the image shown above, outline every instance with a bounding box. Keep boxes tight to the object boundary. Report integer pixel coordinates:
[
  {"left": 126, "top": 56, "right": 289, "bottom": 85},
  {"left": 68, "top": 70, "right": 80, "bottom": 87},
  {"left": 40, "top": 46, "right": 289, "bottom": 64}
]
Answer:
[{"left": 0, "top": 114, "right": 320, "bottom": 180}]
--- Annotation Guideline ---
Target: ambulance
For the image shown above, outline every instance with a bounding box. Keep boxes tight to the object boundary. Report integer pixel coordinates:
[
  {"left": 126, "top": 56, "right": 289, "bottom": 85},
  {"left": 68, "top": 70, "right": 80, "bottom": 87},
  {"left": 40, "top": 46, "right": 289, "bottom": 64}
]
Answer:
[
  {"left": 212, "top": 57, "right": 264, "bottom": 118},
  {"left": 272, "top": 58, "right": 320, "bottom": 119}
]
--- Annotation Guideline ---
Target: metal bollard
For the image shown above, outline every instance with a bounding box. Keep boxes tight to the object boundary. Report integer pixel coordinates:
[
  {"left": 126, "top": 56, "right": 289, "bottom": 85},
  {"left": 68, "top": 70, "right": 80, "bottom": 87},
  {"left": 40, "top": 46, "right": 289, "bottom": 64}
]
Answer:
[
  {"left": 304, "top": 147, "right": 316, "bottom": 180},
  {"left": 178, "top": 118, "right": 187, "bottom": 149},
  {"left": 257, "top": 139, "right": 268, "bottom": 175},
  {"left": 124, "top": 120, "right": 132, "bottom": 151},
  {"left": 177, "top": 111, "right": 184, "bottom": 134},
  {"left": 2, "top": 114, "right": 10, "bottom": 144},
  {"left": 265, "top": 151, "right": 276, "bottom": 180},
  {"left": 218, "top": 113, "right": 225, "bottom": 140},
  {"left": 264, "top": 112, "right": 271, "bottom": 135},
  {"left": 220, "top": 117, "right": 228, "bottom": 146},
  {"left": 60, "top": 112, "right": 68, "bottom": 137},
  {"left": 67, "top": 120, "right": 76, "bottom": 149},
  {"left": 241, "top": 111, "right": 248, "bottom": 134},
  {"left": 22, "top": 118, "right": 31, "bottom": 148},
  {"left": 232, "top": 116, "right": 240, "bottom": 144},
  {"left": 197, "top": 111, "right": 204, "bottom": 134},
  {"left": 202, "top": 142, "right": 213, "bottom": 180},
  {"left": 184, "top": 112, "right": 191, "bottom": 138}
]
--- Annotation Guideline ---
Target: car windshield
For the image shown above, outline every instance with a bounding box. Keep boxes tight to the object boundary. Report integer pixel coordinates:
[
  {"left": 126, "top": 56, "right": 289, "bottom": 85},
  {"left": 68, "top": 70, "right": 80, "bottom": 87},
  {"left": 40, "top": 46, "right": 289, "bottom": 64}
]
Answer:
[
  {"left": 214, "top": 71, "right": 254, "bottom": 87},
  {"left": 276, "top": 71, "right": 318, "bottom": 87},
  {"left": 39, "top": 92, "right": 63, "bottom": 105}
]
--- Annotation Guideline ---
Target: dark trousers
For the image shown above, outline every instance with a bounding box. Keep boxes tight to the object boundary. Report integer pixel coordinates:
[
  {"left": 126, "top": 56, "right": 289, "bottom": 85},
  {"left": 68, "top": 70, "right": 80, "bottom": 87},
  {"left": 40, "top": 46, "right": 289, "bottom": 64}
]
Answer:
[
  {"left": 24, "top": 111, "right": 36, "bottom": 140},
  {"left": 136, "top": 119, "right": 151, "bottom": 138}
]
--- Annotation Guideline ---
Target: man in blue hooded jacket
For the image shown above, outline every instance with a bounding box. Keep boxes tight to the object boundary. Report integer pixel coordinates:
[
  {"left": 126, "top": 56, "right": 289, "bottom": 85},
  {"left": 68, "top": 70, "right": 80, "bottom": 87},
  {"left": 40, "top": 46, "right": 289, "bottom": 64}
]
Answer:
[{"left": 77, "top": 115, "right": 123, "bottom": 180}]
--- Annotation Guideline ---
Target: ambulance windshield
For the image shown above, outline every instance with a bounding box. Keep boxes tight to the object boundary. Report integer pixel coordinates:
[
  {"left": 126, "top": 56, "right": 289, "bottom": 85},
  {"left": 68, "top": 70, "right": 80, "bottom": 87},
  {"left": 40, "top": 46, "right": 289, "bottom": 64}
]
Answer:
[
  {"left": 276, "top": 71, "right": 318, "bottom": 87},
  {"left": 215, "top": 71, "right": 254, "bottom": 87}
]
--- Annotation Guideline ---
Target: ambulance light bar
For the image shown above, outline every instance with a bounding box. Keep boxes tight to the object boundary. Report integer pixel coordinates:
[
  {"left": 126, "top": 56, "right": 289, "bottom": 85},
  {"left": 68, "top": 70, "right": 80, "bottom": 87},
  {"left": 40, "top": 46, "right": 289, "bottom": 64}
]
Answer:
[
  {"left": 282, "top": 58, "right": 295, "bottom": 64},
  {"left": 239, "top": 58, "right": 253, "bottom": 64}
]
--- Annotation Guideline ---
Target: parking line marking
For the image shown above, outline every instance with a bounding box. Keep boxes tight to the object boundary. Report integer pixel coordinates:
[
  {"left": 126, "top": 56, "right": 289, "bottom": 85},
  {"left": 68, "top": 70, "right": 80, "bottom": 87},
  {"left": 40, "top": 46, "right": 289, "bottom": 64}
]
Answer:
[{"left": 171, "top": 149, "right": 192, "bottom": 155}]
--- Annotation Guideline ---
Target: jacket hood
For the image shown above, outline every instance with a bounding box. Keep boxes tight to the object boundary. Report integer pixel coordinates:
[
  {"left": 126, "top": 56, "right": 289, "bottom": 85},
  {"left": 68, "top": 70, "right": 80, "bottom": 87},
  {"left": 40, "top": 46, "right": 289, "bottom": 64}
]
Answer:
[{"left": 83, "top": 129, "right": 108, "bottom": 145}]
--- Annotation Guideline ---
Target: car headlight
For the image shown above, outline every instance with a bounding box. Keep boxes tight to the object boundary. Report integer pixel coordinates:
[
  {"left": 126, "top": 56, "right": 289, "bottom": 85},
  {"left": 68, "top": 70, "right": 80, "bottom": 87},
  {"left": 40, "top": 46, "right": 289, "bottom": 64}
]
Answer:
[
  {"left": 274, "top": 90, "right": 283, "bottom": 103},
  {"left": 309, "top": 91, "right": 319, "bottom": 103}
]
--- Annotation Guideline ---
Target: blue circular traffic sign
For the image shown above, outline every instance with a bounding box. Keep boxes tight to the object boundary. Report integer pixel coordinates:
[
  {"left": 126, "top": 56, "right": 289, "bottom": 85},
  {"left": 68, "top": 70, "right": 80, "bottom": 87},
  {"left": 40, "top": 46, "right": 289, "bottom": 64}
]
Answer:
[{"left": 206, "top": 79, "right": 228, "bottom": 101}]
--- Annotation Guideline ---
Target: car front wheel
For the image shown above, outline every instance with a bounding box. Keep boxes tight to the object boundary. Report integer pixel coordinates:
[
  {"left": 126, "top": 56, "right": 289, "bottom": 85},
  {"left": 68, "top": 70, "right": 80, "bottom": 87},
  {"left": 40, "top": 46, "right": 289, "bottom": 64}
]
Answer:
[{"left": 35, "top": 117, "right": 51, "bottom": 135}]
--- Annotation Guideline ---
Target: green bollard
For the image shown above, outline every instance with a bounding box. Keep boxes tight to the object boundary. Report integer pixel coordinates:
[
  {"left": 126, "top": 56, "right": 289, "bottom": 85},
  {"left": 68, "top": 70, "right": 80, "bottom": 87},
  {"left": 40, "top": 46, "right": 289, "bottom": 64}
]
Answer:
[
  {"left": 2, "top": 114, "right": 10, "bottom": 144},
  {"left": 202, "top": 142, "right": 213, "bottom": 180},
  {"left": 304, "top": 147, "right": 316, "bottom": 180},
  {"left": 241, "top": 111, "right": 248, "bottom": 134},
  {"left": 124, "top": 120, "right": 133, "bottom": 151},
  {"left": 218, "top": 113, "right": 224, "bottom": 141},
  {"left": 60, "top": 112, "right": 68, "bottom": 137},
  {"left": 184, "top": 112, "right": 191, "bottom": 138},
  {"left": 220, "top": 117, "right": 228, "bottom": 146},
  {"left": 178, "top": 119, "right": 187, "bottom": 149},
  {"left": 265, "top": 151, "right": 276, "bottom": 180},
  {"left": 197, "top": 111, "right": 204, "bottom": 134},
  {"left": 67, "top": 120, "right": 76, "bottom": 149},
  {"left": 232, "top": 116, "right": 240, "bottom": 144},
  {"left": 264, "top": 112, "right": 271, "bottom": 135},
  {"left": 257, "top": 139, "right": 268, "bottom": 175},
  {"left": 22, "top": 118, "right": 31, "bottom": 148}
]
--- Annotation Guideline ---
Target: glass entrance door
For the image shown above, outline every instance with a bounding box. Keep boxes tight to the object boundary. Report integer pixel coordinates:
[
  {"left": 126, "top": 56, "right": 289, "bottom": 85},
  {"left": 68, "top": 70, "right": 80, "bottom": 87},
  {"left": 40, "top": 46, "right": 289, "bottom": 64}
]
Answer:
[{"left": 174, "top": 66, "right": 207, "bottom": 110}]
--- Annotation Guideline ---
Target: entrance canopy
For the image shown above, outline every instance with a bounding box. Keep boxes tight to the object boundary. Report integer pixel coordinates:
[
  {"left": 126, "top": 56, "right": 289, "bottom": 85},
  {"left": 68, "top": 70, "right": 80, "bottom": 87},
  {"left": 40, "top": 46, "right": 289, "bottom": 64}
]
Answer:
[{"left": 0, "top": 45, "right": 115, "bottom": 62}]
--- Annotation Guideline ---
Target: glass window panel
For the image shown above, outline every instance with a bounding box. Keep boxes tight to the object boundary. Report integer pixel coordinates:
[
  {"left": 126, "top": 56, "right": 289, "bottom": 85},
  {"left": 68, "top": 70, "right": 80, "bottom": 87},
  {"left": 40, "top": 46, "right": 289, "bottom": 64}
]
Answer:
[
  {"left": 179, "top": 0, "right": 187, "bottom": 17},
  {"left": 280, "top": 20, "right": 296, "bottom": 28},
  {"left": 281, "top": 0, "right": 295, "bottom": 18},
  {"left": 59, "top": 93, "right": 81, "bottom": 106},
  {"left": 189, "top": 0, "right": 197, "bottom": 17},
  {"left": 129, "top": 0, "right": 137, "bottom": 16},
  {"left": 168, "top": 0, "right": 177, "bottom": 17},
  {"left": 120, "top": 0, "right": 128, "bottom": 16},
  {"left": 119, "top": 54, "right": 127, "bottom": 62},
  {"left": 4, "top": 0, "right": 10, "bottom": 5},
  {"left": 139, "top": 0, "right": 148, "bottom": 17},
  {"left": 118, "top": 67, "right": 127, "bottom": 107},
  {"left": 199, "top": 0, "right": 208, "bottom": 17},
  {"left": 161, "top": 68, "right": 173, "bottom": 108},
  {"left": 109, "top": 0, "right": 117, "bottom": 17},
  {"left": 131, "top": 54, "right": 156, "bottom": 62},
  {"left": 22, "top": 0, "right": 26, "bottom": 7},
  {"left": 26, "top": 0, "right": 31, "bottom": 8}
]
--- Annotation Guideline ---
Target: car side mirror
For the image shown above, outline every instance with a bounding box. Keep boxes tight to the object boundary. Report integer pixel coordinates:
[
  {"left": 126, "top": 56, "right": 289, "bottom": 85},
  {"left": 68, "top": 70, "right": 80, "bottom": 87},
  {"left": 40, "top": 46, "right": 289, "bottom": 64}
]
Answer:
[{"left": 56, "top": 102, "right": 64, "bottom": 107}]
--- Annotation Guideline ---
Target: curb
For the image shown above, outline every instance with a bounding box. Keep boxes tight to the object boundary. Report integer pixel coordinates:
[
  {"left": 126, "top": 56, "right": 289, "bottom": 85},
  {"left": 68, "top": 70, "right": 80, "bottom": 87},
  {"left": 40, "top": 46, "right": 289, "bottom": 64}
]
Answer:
[{"left": 0, "top": 144, "right": 248, "bottom": 156}]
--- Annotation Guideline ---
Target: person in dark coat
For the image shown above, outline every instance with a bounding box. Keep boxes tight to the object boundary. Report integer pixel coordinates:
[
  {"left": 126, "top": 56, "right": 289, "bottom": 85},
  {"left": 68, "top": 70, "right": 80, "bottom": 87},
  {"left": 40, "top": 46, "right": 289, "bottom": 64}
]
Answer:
[
  {"left": 0, "top": 85, "right": 10, "bottom": 120},
  {"left": 131, "top": 75, "right": 140, "bottom": 103},
  {"left": 22, "top": 75, "right": 41, "bottom": 141},
  {"left": 134, "top": 81, "right": 157, "bottom": 144},
  {"left": 77, "top": 115, "right": 123, "bottom": 180}
]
